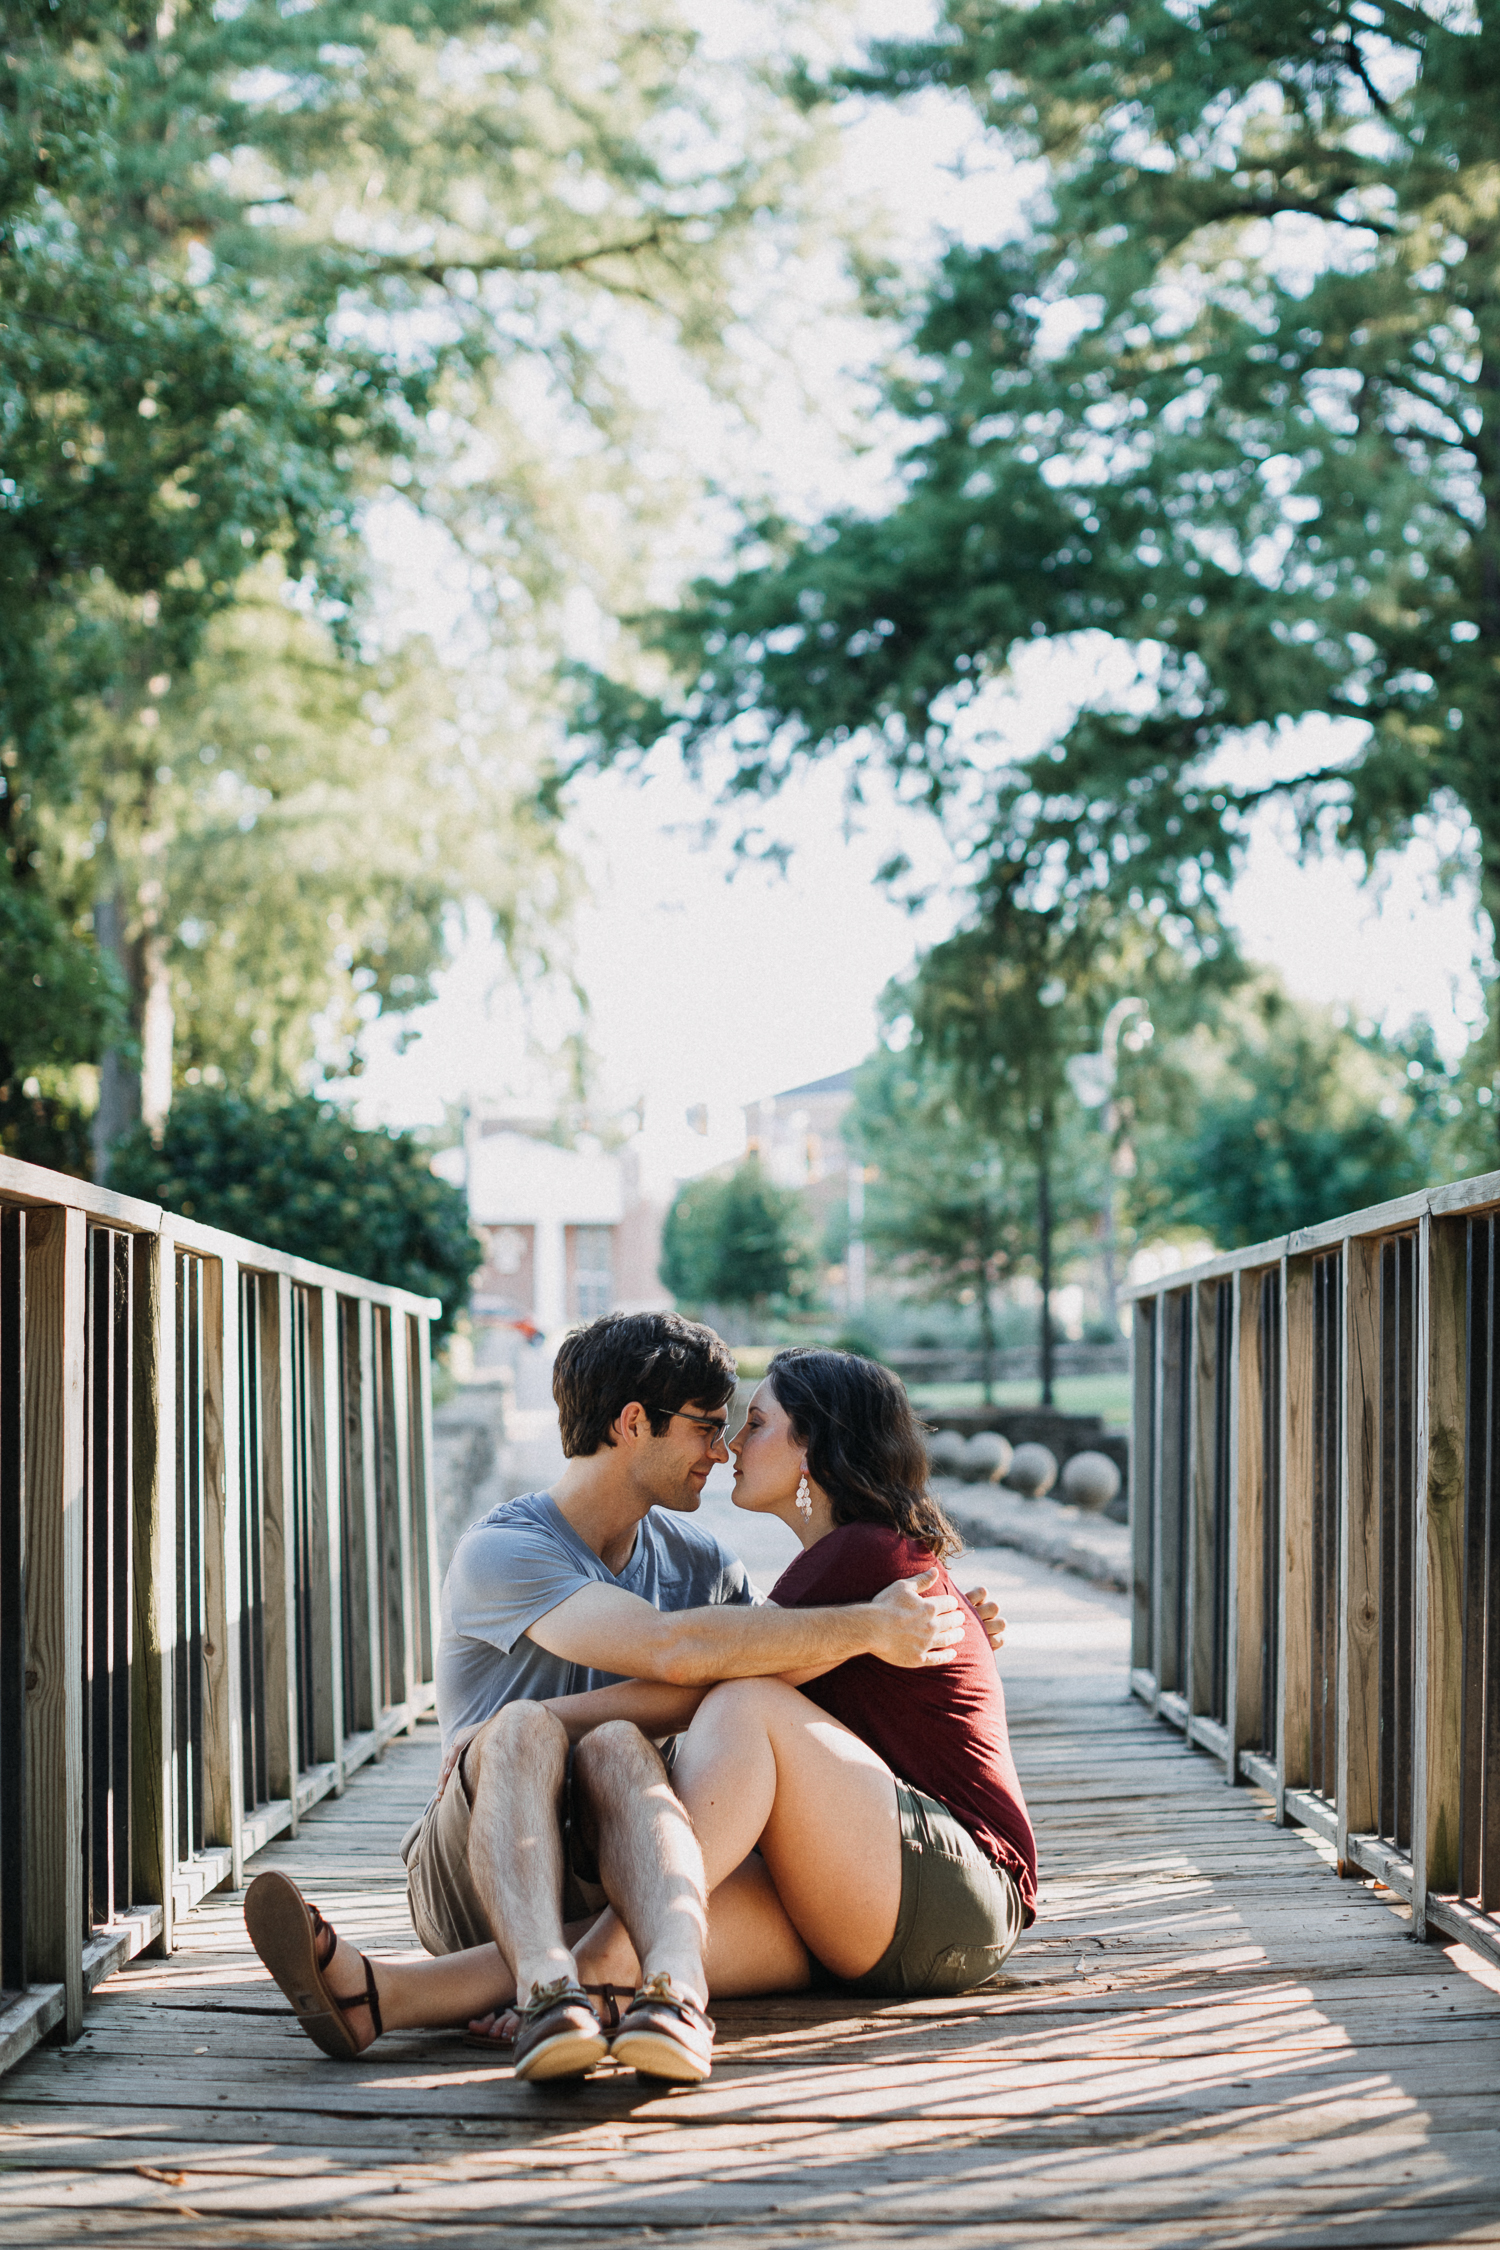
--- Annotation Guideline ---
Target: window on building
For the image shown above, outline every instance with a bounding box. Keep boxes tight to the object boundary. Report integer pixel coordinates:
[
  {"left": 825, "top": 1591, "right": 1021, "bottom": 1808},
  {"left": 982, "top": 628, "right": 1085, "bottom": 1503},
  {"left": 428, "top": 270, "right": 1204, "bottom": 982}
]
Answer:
[{"left": 572, "top": 1226, "right": 614, "bottom": 1320}]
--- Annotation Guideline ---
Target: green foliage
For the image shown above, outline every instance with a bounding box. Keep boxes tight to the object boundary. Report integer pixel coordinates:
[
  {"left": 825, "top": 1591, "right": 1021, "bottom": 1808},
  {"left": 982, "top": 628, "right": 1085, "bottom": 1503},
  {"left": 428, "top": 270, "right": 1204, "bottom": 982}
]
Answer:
[
  {"left": 659, "top": 1159, "right": 810, "bottom": 1311},
  {"left": 0, "top": 878, "right": 126, "bottom": 1087},
  {"left": 108, "top": 1089, "right": 481, "bottom": 1337},
  {"left": 1132, "top": 982, "right": 1496, "bottom": 1249},
  {"left": 848, "top": 1044, "right": 1038, "bottom": 1372},
  {"left": 569, "top": 1, "right": 1500, "bottom": 1109},
  {"left": 4, "top": 0, "right": 818, "bottom": 1121}
]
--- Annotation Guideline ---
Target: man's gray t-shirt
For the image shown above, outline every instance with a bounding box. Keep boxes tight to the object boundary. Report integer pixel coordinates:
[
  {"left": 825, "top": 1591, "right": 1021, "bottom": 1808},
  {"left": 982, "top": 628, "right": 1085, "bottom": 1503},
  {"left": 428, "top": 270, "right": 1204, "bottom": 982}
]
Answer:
[{"left": 435, "top": 1490, "right": 755, "bottom": 1747}]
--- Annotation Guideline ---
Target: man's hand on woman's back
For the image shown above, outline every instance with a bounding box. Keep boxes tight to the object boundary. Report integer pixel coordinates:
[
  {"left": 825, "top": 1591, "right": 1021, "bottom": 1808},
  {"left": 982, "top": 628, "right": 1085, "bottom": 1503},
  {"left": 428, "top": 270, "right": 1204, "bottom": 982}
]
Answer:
[{"left": 868, "top": 1570, "right": 965, "bottom": 1667}]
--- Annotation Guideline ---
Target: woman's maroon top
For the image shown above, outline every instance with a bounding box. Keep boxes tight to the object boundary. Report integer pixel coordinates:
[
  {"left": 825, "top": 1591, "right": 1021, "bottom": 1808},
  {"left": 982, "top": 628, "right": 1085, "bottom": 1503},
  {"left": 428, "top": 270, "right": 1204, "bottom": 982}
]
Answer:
[{"left": 771, "top": 1521, "right": 1037, "bottom": 1922}]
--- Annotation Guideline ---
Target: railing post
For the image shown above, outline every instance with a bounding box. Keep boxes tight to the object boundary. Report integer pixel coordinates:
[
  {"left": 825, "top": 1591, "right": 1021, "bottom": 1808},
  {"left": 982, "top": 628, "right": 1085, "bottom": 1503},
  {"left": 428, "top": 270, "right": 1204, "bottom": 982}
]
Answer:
[
  {"left": 1149, "top": 1289, "right": 1168, "bottom": 1706},
  {"left": 390, "top": 1313, "right": 417, "bottom": 1725},
  {"left": 1228, "top": 1270, "right": 1262, "bottom": 1776},
  {"left": 259, "top": 1274, "right": 297, "bottom": 1827},
  {"left": 200, "top": 1255, "right": 245, "bottom": 1888},
  {"left": 414, "top": 1314, "right": 441, "bottom": 1686},
  {"left": 129, "top": 1231, "right": 175, "bottom": 1952},
  {"left": 1340, "top": 1237, "right": 1381, "bottom": 1866},
  {"left": 23, "top": 1205, "right": 87, "bottom": 2038},
  {"left": 1189, "top": 1280, "right": 1218, "bottom": 1733},
  {"left": 1278, "top": 1252, "right": 1310, "bottom": 1813},
  {"left": 296, "top": 1287, "right": 337, "bottom": 1779},
  {"left": 317, "top": 1291, "right": 347, "bottom": 1781},
  {"left": 1415, "top": 1212, "right": 1466, "bottom": 1933},
  {"left": 358, "top": 1299, "right": 383, "bottom": 1725},
  {"left": 1130, "top": 1299, "right": 1154, "bottom": 1676}
]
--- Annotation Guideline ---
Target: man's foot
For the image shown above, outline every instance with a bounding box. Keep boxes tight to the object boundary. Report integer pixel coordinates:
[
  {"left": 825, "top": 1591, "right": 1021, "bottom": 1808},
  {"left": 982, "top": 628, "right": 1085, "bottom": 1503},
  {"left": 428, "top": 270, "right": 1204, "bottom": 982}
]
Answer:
[
  {"left": 244, "top": 1871, "right": 383, "bottom": 2061},
  {"left": 511, "top": 1979, "right": 610, "bottom": 2083},
  {"left": 608, "top": 1974, "right": 714, "bottom": 2084}
]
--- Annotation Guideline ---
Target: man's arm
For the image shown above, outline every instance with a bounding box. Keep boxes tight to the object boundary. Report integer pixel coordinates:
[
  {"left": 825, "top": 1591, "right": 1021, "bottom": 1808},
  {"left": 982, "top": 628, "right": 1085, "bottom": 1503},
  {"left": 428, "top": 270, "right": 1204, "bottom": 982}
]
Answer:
[{"left": 523, "top": 1568, "right": 963, "bottom": 1685}]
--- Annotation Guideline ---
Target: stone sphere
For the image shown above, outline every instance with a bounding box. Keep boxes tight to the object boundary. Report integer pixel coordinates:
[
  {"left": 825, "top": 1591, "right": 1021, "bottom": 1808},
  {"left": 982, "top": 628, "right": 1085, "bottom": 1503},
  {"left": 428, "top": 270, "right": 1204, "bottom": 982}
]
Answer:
[
  {"left": 1005, "top": 1442, "right": 1058, "bottom": 1499},
  {"left": 962, "top": 1431, "right": 1013, "bottom": 1484},
  {"left": 1059, "top": 1449, "right": 1122, "bottom": 1512},
  {"left": 924, "top": 1428, "right": 966, "bottom": 1478}
]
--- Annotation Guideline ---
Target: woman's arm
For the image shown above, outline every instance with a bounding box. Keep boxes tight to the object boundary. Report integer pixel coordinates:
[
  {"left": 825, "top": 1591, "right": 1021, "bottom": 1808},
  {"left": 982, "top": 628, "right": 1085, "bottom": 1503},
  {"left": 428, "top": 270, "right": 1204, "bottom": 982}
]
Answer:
[{"left": 541, "top": 1678, "right": 709, "bottom": 1744}]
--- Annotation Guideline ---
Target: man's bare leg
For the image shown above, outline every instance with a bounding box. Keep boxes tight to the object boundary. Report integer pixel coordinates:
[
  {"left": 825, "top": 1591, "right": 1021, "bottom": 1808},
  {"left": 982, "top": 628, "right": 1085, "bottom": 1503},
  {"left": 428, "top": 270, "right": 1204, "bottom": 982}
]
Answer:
[
  {"left": 298, "top": 1699, "right": 588, "bottom": 2048},
  {"left": 568, "top": 1720, "right": 708, "bottom": 2001},
  {"left": 464, "top": 1699, "right": 583, "bottom": 2005}
]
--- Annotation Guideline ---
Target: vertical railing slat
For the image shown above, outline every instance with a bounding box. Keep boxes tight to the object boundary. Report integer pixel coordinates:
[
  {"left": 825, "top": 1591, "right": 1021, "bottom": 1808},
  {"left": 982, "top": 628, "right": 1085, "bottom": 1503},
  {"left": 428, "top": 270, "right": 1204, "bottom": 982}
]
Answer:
[
  {"left": 357, "top": 1299, "right": 383, "bottom": 1726},
  {"left": 1280, "top": 1254, "right": 1314, "bottom": 1805},
  {"left": 1417, "top": 1213, "right": 1466, "bottom": 1925},
  {"left": 23, "top": 1204, "right": 87, "bottom": 2036},
  {"left": 1228, "top": 1269, "right": 1263, "bottom": 1773},
  {"left": 129, "top": 1230, "right": 174, "bottom": 1950},
  {"left": 200, "top": 1256, "right": 245, "bottom": 1887},
  {"left": 390, "top": 1312, "right": 417, "bottom": 1724},
  {"left": 1342, "top": 1237, "right": 1381, "bottom": 1859}
]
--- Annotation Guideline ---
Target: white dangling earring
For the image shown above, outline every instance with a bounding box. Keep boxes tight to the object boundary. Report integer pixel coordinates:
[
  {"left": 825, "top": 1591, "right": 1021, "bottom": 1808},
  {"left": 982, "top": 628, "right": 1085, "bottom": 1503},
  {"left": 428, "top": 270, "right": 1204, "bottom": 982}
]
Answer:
[{"left": 795, "top": 1464, "right": 813, "bottom": 1519}]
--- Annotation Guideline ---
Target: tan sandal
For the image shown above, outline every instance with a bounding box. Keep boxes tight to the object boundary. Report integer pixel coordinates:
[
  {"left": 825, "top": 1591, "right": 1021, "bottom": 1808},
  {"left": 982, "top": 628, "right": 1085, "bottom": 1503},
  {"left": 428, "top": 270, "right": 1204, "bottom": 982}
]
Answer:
[
  {"left": 244, "top": 1871, "right": 383, "bottom": 2061},
  {"left": 609, "top": 1973, "right": 714, "bottom": 2084}
]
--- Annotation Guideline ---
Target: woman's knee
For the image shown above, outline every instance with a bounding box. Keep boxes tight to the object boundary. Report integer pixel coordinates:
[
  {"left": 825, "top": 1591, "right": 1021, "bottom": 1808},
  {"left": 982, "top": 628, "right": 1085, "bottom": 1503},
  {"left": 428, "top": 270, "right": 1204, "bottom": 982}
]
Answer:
[{"left": 693, "top": 1676, "right": 800, "bottom": 1732}]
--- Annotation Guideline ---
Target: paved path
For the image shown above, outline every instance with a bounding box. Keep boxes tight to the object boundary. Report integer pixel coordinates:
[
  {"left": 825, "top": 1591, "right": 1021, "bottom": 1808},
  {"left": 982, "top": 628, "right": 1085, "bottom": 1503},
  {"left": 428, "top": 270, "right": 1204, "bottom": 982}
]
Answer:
[{"left": 4, "top": 1551, "right": 1500, "bottom": 2247}]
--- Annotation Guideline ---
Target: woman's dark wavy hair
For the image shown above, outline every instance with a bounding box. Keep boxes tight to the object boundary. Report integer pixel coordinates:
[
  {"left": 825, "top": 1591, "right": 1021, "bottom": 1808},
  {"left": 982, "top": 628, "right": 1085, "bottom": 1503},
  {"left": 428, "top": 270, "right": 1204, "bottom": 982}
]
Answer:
[{"left": 765, "top": 1347, "right": 961, "bottom": 1562}]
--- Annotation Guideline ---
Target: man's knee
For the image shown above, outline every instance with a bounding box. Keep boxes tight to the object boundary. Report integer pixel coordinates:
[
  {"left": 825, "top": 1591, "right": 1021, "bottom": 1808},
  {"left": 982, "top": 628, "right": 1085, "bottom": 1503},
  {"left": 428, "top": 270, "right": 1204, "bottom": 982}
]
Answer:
[
  {"left": 470, "top": 1697, "right": 567, "bottom": 1786},
  {"left": 573, "top": 1718, "right": 665, "bottom": 1796}
]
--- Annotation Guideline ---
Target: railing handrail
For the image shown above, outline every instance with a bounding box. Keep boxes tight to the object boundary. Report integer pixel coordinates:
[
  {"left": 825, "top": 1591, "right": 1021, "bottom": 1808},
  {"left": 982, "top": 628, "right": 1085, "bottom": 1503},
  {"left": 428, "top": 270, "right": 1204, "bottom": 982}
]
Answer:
[
  {"left": 1122, "top": 1163, "right": 1500, "bottom": 1300},
  {"left": 0, "top": 1153, "right": 442, "bottom": 1317}
]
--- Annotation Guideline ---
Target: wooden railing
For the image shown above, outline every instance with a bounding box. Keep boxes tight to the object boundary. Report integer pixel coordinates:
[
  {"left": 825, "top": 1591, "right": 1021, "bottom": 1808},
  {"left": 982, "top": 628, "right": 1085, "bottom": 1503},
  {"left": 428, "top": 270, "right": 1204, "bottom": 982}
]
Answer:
[
  {"left": 1126, "top": 1165, "right": 1500, "bottom": 1972},
  {"left": 0, "top": 1154, "right": 442, "bottom": 2075}
]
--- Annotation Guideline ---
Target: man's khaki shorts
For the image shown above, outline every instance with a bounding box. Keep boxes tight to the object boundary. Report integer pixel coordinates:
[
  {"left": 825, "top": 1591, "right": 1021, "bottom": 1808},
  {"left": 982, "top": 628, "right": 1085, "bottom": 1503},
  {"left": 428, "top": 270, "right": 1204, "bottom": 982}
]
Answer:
[{"left": 401, "top": 1743, "right": 609, "bottom": 1957}]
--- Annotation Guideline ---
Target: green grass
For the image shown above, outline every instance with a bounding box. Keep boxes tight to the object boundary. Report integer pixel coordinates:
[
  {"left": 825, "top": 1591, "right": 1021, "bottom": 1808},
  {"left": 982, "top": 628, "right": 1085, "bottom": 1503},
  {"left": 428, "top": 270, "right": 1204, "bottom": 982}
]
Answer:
[{"left": 904, "top": 1374, "right": 1132, "bottom": 1426}]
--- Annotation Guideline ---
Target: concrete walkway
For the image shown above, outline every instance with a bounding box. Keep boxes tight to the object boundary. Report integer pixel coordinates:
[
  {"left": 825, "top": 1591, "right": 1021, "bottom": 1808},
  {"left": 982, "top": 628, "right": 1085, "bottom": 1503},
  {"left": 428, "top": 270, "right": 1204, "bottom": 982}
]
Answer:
[{"left": 5, "top": 1547, "right": 1500, "bottom": 2246}]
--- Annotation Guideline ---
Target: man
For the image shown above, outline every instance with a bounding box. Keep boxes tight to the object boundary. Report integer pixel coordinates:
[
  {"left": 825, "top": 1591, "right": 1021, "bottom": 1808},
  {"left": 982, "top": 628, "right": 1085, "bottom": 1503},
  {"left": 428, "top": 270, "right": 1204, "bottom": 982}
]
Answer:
[{"left": 245, "top": 1312, "right": 993, "bottom": 2085}]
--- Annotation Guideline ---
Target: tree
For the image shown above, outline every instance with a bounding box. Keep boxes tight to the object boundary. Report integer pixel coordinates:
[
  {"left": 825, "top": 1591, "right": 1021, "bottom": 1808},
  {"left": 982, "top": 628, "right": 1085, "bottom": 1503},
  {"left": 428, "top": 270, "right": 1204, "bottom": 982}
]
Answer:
[
  {"left": 891, "top": 881, "right": 1233, "bottom": 1398},
  {"left": 569, "top": 3, "right": 1500, "bottom": 1142},
  {"left": 660, "top": 1160, "right": 810, "bottom": 1319},
  {"left": 1133, "top": 979, "right": 1498, "bottom": 1249},
  {"left": 5, "top": 0, "right": 821, "bottom": 1152},
  {"left": 108, "top": 1090, "right": 481, "bottom": 1338},
  {"left": 848, "top": 1044, "right": 1035, "bottom": 1401},
  {"left": 55, "top": 573, "right": 569, "bottom": 1114}
]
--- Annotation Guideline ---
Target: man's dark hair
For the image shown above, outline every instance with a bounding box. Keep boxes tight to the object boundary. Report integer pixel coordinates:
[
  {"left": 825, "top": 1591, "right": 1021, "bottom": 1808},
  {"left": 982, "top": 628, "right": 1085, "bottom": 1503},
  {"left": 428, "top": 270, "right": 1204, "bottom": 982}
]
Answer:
[{"left": 552, "top": 1311, "right": 737, "bottom": 1458}]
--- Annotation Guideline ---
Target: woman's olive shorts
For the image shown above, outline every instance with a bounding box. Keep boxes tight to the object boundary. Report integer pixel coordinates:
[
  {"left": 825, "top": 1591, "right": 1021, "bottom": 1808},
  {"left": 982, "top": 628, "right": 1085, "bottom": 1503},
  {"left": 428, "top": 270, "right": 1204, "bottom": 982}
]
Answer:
[{"left": 817, "top": 1778, "right": 1026, "bottom": 2000}]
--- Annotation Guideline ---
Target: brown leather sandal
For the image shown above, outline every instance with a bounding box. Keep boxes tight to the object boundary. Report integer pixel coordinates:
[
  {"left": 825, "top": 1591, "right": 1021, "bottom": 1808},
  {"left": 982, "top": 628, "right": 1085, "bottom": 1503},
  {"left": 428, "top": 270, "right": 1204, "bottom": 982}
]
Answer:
[
  {"left": 244, "top": 1871, "right": 384, "bottom": 2061},
  {"left": 582, "top": 1982, "right": 636, "bottom": 2033}
]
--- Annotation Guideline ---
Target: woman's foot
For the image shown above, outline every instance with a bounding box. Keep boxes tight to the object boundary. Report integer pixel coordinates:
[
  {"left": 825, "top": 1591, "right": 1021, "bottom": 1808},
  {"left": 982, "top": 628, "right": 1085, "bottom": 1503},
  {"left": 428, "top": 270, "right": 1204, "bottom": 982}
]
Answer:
[{"left": 244, "top": 1872, "right": 384, "bottom": 2060}]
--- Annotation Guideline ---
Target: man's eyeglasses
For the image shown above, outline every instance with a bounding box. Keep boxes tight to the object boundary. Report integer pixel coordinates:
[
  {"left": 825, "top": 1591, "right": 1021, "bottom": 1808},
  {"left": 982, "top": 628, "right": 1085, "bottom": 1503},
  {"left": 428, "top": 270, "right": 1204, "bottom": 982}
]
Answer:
[{"left": 656, "top": 1408, "right": 731, "bottom": 1449}]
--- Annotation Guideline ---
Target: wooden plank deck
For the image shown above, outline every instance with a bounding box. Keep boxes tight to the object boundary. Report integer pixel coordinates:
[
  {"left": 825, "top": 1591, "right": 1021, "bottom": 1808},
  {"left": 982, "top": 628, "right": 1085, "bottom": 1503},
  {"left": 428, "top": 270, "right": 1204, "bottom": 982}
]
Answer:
[{"left": 4, "top": 1548, "right": 1500, "bottom": 2248}]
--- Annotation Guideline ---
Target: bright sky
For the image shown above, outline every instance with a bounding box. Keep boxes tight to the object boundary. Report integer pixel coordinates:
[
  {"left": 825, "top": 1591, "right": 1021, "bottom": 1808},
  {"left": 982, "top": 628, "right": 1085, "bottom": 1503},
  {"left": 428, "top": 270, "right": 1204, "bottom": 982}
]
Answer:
[{"left": 343, "top": 0, "right": 1493, "bottom": 1191}]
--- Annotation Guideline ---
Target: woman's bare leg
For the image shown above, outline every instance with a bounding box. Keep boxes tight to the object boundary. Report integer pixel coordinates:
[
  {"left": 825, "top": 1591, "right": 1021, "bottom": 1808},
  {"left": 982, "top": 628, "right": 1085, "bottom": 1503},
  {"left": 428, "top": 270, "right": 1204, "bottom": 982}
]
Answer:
[{"left": 667, "top": 1676, "right": 904, "bottom": 1981}]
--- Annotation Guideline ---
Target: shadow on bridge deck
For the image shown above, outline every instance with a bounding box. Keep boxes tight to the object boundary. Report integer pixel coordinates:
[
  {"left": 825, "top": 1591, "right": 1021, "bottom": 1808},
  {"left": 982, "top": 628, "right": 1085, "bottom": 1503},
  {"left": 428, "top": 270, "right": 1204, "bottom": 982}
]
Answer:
[{"left": 3, "top": 1550, "right": 1499, "bottom": 2249}]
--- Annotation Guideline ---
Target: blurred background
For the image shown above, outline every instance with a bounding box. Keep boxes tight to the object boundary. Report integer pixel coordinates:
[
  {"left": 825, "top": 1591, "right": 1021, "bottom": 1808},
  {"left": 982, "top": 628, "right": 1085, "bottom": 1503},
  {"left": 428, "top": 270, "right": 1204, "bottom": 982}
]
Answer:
[{"left": 8, "top": 0, "right": 1499, "bottom": 1559}]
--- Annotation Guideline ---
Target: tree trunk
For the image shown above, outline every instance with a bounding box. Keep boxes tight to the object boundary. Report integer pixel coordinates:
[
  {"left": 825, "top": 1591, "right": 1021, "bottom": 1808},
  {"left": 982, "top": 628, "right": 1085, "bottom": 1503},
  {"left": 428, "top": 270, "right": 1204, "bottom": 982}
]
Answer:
[
  {"left": 139, "top": 928, "right": 174, "bottom": 1134},
  {"left": 1037, "top": 1124, "right": 1054, "bottom": 1408},
  {"left": 91, "top": 889, "right": 139, "bottom": 1182},
  {"left": 977, "top": 1268, "right": 997, "bottom": 1406}
]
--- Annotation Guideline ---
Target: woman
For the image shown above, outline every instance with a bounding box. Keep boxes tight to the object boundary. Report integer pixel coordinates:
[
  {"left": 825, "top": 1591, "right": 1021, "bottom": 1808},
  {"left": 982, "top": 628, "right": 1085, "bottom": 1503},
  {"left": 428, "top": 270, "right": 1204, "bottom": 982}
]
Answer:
[{"left": 666, "top": 1346, "right": 1036, "bottom": 1996}]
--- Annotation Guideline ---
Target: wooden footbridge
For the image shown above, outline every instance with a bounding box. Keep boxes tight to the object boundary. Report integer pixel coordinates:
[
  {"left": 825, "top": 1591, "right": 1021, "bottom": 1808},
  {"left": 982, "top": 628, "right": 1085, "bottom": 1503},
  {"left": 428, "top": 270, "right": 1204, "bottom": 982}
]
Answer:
[{"left": 2, "top": 1156, "right": 1500, "bottom": 2246}]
